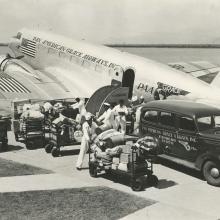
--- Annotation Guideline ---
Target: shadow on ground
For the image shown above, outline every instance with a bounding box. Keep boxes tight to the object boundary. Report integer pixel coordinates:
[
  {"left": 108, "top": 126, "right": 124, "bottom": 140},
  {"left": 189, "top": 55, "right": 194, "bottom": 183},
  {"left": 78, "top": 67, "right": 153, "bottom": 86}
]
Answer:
[
  {"left": 60, "top": 148, "right": 80, "bottom": 156},
  {"left": 1, "top": 145, "right": 24, "bottom": 152},
  {"left": 97, "top": 172, "right": 177, "bottom": 191},
  {"left": 159, "top": 159, "right": 204, "bottom": 180}
]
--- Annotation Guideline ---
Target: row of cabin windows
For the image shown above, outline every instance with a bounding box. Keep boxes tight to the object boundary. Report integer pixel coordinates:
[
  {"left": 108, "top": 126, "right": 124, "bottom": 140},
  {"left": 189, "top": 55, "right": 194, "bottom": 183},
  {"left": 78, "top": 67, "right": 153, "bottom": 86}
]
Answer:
[{"left": 143, "top": 110, "right": 196, "bottom": 132}]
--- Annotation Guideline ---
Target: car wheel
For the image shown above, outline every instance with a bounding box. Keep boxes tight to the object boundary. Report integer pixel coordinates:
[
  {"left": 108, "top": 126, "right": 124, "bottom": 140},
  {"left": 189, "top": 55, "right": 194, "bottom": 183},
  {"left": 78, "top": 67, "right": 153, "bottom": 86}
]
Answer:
[
  {"left": 89, "top": 162, "right": 98, "bottom": 178},
  {"left": 203, "top": 161, "right": 220, "bottom": 186},
  {"left": 45, "top": 143, "right": 53, "bottom": 153},
  {"left": 131, "top": 176, "right": 145, "bottom": 191},
  {"left": 51, "top": 147, "right": 59, "bottom": 157}
]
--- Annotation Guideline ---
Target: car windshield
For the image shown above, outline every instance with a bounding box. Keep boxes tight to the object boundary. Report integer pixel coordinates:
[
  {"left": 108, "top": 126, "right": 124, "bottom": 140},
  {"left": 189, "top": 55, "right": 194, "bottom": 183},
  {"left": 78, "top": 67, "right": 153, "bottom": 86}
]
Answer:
[{"left": 196, "top": 115, "right": 220, "bottom": 132}]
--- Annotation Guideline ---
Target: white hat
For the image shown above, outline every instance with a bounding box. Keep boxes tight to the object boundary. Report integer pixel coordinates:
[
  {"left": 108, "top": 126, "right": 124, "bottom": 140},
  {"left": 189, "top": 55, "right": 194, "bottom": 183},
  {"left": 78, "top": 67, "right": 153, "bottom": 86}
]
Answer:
[
  {"left": 131, "top": 96, "right": 138, "bottom": 102},
  {"left": 103, "top": 102, "right": 110, "bottom": 106},
  {"left": 85, "top": 112, "right": 92, "bottom": 120}
]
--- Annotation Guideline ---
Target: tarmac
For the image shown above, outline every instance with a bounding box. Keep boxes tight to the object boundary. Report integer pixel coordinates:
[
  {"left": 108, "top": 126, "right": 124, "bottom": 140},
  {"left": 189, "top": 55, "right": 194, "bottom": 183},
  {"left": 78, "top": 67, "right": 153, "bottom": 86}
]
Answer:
[{"left": 0, "top": 131, "right": 219, "bottom": 220}]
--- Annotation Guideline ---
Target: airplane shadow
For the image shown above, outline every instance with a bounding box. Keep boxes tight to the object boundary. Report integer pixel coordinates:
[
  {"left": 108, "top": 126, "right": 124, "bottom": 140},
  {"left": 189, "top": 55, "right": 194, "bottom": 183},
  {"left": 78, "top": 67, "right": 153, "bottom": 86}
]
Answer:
[{"left": 159, "top": 158, "right": 204, "bottom": 180}]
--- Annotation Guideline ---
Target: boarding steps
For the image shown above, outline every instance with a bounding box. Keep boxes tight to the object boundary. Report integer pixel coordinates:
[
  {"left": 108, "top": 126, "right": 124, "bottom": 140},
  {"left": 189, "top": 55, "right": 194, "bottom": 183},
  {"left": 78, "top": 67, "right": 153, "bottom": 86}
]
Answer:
[{"left": 86, "top": 85, "right": 129, "bottom": 117}]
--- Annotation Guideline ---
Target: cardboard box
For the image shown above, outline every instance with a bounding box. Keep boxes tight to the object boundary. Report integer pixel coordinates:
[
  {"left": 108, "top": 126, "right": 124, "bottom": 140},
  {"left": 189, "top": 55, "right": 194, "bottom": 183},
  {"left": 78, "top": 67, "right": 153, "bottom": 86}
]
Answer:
[
  {"left": 118, "top": 163, "right": 128, "bottom": 172},
  {"left": 120, "top": 153, "right": 130, "bottom": 163},
  {"left": 112, "top": 157, "right": 120, "bottom": 164},
  {"left": 121, "top": 145, "right": 132, "bottom": 154}
]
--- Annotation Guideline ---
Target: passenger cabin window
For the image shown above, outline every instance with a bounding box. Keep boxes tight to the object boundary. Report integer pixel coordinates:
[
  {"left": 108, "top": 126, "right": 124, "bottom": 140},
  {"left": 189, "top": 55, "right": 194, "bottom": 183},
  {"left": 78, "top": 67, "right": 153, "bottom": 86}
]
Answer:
[
  {"left": 160, "top": 112, "right": 175, "bottom": 127},
  {"left": 179, "top": 116, "right": 196, "bottom": 132},
  {"left": 143, "top": 110, "right": 158, "bottom": 123}
]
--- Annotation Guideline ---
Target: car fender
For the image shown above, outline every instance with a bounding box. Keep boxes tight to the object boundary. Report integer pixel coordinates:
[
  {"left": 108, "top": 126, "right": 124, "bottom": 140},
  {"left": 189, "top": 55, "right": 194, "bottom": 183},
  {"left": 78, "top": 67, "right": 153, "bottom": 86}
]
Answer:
[{"left": 195, "top": 152, "right": 220, "bottom": 170}]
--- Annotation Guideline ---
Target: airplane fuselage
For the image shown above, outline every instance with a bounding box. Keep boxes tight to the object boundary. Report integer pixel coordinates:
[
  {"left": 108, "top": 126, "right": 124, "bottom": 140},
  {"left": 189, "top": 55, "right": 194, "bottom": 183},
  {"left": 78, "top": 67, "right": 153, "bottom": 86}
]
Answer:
[{"left": 8, "top": 29, "right": 220, "bottom": 103}]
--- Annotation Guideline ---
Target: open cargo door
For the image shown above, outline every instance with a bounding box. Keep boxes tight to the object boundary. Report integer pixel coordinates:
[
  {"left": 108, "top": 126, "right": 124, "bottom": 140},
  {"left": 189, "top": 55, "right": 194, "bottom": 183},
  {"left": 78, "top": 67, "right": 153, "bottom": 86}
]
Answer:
[{"left": 86, "top": 85, "right": 129, "bottom": 116}]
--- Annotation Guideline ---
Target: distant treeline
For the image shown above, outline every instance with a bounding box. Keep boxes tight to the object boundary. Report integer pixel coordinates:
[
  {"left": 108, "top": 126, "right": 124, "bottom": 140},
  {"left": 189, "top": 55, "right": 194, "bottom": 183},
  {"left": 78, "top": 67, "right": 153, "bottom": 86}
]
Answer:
[{"left": 106, "top": 44, "right": 220, "bottom": 48}]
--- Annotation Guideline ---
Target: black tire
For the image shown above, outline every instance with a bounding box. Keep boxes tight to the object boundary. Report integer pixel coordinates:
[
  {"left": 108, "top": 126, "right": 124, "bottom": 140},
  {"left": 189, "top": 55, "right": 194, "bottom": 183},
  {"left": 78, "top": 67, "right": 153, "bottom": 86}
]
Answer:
[
  {"left": 131, "top": 176, "right": 145, "bottom": 191},
  {"left": 203, "top": 161, "right": 220, "bottom": 186},
  {"left": 51, "top": 147, "right": 59, "bottom": 157},
  {"left": 1, "top": 139, "right": 8, "bottom": 151},
  {"left": 89, "top": 162, "right": 98, "bottom": 178},
  {"left": 45, "top": 143, "right": 53, "bottom": 153},
  {"left": 105, "top": 169, "right": 111, "bottom": 175},
  {"left": 26, "top": 141, "right": 34, "bottom": 150},
  {"left": 147, "top": 174, "right": 159, "bottom": 187}
]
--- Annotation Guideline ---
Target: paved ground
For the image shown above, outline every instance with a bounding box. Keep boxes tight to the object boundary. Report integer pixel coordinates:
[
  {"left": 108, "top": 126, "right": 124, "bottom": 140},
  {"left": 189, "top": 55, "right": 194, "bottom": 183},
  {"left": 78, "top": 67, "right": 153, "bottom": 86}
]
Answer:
[{"left": 0, "top": 131, "right": 219, "bottom": 220}]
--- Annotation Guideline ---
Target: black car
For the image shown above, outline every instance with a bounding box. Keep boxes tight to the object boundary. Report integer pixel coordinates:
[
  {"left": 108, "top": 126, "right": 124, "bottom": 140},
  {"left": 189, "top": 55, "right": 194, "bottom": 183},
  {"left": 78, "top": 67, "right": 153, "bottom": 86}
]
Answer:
[{"left": 139, "top": 100, "right": 220, "bottom": 186}]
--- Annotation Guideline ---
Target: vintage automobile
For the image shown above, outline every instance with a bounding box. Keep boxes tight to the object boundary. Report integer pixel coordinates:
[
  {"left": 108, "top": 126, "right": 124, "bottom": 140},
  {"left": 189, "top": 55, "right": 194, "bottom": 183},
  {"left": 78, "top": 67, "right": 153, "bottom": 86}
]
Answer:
[{"left": 139, "top": 100, "right": 220, "bottom": 186}]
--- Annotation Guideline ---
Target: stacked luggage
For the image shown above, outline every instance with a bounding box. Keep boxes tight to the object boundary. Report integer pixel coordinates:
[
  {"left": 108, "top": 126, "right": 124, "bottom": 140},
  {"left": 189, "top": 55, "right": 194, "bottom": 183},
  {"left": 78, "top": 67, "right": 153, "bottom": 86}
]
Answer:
[{"left": 89, "top": 130, "right": 162, "bottom": 191}]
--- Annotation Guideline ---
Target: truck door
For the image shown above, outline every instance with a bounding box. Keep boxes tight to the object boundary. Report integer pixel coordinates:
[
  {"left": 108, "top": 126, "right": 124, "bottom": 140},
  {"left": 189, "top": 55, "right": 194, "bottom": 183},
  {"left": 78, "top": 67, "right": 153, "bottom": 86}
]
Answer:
[
  {"left": 175, "top": 115, "right": 198, "bottom": 161},
  {"left": 158, "top": 111, "right": 177, "bottom": 155}
]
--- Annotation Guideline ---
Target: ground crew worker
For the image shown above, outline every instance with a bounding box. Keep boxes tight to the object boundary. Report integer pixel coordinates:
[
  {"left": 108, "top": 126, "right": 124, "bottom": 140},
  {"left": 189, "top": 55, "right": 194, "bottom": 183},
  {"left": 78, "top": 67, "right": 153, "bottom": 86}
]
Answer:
[
  {"left": 76, "top": 112, "right": 97, "bottom": 170},
  {"left": 113, "top": 99, "right": 128, "bottom": 134},
  {"left": 97, "top": 102, "right": 114, "bottom": 131},
  {"left": 72, "top": 98, "right": 86, "bottom": 123}
]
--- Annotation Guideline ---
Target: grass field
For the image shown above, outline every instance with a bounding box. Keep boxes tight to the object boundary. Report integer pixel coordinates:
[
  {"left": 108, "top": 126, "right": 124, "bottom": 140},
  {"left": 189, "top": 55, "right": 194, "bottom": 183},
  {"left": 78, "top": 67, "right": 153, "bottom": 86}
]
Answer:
[
  {"left": 0, "top": 158, "right": 52, "bottom": 177},
  {"left": 0, "top": 186, "right": 155, "bottom": 220}
]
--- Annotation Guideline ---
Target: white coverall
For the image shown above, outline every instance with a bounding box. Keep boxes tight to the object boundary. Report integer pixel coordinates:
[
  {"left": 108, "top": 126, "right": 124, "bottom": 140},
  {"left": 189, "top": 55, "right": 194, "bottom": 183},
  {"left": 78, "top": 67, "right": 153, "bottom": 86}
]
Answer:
[
  {"left": 76, "top": 121, "right": 97, "bottom": 168},
  {"left": 113, "top": 104, "right": 128, "bottom": 134},
  {"left": 72, "top": 100, "right": 87, "bottom": 123},
  {"left": 97, "top": 108, "right": 114, "bottom": 131}
]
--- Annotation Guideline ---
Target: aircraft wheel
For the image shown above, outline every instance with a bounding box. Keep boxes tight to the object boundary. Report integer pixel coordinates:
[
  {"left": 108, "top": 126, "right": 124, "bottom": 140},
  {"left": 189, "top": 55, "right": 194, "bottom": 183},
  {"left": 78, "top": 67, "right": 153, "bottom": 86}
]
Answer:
[
  {"left": 45, "top": 143, "right": 53, "bottom": 153},
  {"left": 51, "top": 147, "right": 59, "bottom": 157},
  {"left": 131, "top": 176, "right": 145, "bottom": 191},
  {"left": 203, "top": 161, "right": 220, "bottom": 186}
]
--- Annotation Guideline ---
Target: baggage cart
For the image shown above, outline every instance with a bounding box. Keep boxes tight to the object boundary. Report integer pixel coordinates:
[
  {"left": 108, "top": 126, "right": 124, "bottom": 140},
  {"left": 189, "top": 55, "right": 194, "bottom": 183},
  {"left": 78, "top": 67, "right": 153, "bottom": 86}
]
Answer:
[
  {"left": 88, "top": 136, "right": 160, "bottom": 191},
  {"left": 45, "top": 123, "right": 82, "bottom": 157}
]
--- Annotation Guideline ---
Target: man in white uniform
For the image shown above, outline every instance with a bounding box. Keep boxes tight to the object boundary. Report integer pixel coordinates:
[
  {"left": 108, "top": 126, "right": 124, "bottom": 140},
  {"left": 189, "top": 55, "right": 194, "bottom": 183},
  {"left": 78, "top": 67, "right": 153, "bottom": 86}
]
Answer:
[
  {"left": 72, "top": 98, "right": 87, "bottom": 123},
  {"left": 113, "top": 100, "right": 128, "bottom": 134},
  {"left": 97, "top": 102, "right": 114, "bottom": 131},
  {"left": 76, "top": 112, "right": 97, "bottom": 170}
]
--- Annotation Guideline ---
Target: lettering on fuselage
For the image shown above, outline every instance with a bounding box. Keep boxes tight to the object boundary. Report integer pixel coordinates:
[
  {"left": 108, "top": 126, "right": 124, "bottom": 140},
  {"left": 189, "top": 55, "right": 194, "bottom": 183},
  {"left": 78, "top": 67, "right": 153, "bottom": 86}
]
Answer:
[
  {"left": 32, "top": 36, "right": 118, "bottom": 70},
  {"left": 135, "top": 81, "right": 189, "bottom": 99}
]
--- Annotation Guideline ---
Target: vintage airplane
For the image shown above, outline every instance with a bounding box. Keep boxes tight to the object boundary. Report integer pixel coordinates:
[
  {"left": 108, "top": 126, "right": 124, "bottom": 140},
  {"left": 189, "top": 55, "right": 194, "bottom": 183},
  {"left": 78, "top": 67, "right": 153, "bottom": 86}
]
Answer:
[{"left": 1, "top": 28, "right": 220, "bottom": 115}]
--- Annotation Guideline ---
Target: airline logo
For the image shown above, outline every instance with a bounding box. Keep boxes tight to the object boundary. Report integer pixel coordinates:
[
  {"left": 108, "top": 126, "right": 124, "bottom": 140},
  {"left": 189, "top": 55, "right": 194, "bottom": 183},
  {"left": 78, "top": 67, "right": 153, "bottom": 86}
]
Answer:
[
  {"left": 0, "top": 72, "right": 30, "bottom": 93},
  {"left": 20, "top": 38, "right": 36, "bottom": 58}
]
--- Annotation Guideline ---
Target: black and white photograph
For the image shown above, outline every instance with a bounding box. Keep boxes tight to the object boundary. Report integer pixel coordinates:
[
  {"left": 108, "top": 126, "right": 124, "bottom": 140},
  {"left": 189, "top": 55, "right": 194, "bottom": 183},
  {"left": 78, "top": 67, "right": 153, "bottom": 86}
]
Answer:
[{"left": 0, "top": 0, "right": 220, "bottom": 219}]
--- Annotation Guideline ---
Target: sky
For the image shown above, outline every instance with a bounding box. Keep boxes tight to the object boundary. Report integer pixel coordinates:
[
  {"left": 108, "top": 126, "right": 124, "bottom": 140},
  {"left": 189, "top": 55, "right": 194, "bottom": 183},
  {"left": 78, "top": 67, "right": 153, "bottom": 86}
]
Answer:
[{"left": 1, "top": 0, "right": 220, "bottom": 44}]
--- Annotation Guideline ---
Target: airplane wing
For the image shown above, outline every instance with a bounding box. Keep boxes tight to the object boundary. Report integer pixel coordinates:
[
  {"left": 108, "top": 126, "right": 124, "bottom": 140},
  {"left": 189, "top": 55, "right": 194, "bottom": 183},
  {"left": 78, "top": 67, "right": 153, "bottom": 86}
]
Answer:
[{"left": 168, "top": 61, "right": 220, "bottom": 84}]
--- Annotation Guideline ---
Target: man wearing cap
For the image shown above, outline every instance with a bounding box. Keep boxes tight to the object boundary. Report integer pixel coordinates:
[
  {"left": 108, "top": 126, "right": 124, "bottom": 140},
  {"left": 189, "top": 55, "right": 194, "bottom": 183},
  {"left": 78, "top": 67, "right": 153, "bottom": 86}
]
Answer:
[
  {"left": 97, "top": 102, "right": 114, "bottom": 131},
  {"left": 113, "top": 99, "right": 128, "bottom": 134},
  {"left": 76, "top": 112, "right": 97, "bottom": 170}
]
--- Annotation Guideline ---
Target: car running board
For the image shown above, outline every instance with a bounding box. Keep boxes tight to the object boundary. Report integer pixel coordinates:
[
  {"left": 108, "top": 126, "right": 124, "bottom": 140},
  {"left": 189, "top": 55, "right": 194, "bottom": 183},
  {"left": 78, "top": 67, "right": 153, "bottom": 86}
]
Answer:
[{"left": 158, "top": 154, "right": 200, "bottom": 171}]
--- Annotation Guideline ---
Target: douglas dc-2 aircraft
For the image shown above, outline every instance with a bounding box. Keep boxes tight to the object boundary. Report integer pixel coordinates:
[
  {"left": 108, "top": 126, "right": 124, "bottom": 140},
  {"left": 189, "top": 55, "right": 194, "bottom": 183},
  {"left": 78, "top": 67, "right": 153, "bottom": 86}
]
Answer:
[{"left": 1, "top": 28, "right": 220, "bottom": 115}]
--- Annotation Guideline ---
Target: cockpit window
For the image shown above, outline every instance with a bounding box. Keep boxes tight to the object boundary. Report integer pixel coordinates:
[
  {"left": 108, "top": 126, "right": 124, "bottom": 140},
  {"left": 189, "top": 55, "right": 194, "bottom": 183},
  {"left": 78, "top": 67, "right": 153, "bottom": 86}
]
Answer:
[{"left": 16, "top": 32, "right": 22, "bottom": 39}]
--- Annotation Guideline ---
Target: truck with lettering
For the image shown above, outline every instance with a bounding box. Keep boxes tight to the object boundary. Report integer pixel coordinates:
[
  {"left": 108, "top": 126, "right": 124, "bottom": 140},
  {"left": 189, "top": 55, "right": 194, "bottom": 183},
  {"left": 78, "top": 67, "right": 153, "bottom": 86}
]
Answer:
[{"left": 139, "top": 100, "right": 220, "bottom": 186}]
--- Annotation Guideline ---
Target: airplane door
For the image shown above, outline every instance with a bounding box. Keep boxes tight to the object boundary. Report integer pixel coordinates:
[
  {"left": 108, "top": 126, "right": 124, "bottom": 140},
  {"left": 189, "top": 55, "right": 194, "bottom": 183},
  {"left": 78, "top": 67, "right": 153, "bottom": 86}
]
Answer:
[{"left": 122, "top": 68, "right": 135, "bottom": 99}]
